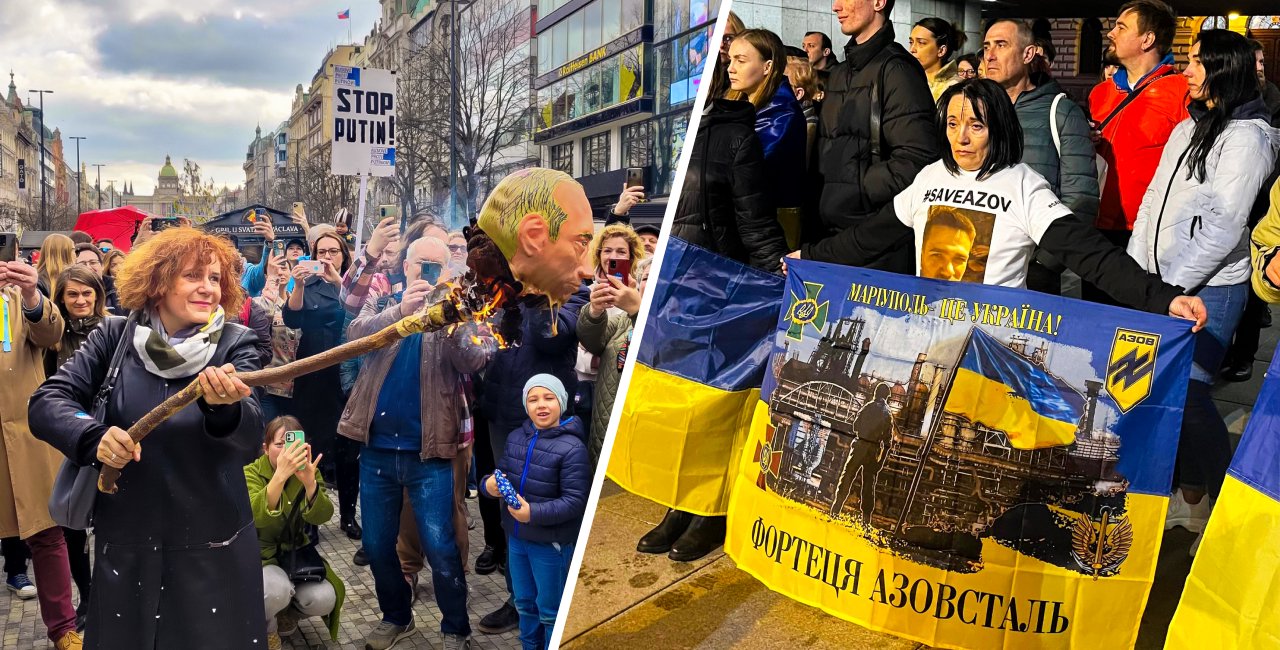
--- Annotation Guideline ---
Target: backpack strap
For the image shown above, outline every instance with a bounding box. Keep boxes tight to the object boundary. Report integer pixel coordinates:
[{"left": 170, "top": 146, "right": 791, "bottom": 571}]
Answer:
[{"left": 1050, "top": 93, "right": 1066, "bottom": 156}]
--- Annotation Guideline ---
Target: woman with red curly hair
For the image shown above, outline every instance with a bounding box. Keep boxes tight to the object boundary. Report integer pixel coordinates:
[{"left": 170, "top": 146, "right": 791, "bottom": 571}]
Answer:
[{"left": 31, "top": 227, "right": 267, "bottom": 649}]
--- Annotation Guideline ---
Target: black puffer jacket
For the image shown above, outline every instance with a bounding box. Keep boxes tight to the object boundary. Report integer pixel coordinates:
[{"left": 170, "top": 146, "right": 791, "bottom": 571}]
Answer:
[
  {"left": 816, "top": 23, "right": 938, "bottom": 243},
  {"left": 671, "top": 99, "right": 789, "bottom": 272}
]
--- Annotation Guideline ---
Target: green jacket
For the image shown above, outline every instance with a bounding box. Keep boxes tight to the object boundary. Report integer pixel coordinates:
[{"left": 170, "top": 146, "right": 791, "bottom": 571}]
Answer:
[
  {"left": 577, "top": 305, "right": 635, "bottom": 465},
  {"left": 244, "top": 455, "right": 346, "bottom": 640}
]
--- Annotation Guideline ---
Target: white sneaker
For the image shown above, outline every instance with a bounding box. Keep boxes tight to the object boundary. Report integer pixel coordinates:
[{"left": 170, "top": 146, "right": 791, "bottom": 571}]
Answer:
[
  {"left": 1165, "top": 490, "right": 1212, "bottom": 533},
  {"left": 1189, "top": 530, "right": 1203, "bottom": 558}
]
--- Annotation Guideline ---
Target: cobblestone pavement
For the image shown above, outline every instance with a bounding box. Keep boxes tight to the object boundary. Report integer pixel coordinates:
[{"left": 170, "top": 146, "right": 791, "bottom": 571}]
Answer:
[{"left": 0, "top": 496, "right": 520, "bottom": 649}]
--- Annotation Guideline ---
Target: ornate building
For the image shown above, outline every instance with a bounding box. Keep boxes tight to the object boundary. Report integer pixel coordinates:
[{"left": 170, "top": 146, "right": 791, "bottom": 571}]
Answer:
[{"left": 121, "top": 156, "right": 182, "bottom": 216}]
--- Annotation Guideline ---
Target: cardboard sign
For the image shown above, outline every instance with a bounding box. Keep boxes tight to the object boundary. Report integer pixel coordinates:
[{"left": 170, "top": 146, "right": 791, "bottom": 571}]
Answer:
[{"left": 330, "top": 65, "right": 397, "bottom": 177}]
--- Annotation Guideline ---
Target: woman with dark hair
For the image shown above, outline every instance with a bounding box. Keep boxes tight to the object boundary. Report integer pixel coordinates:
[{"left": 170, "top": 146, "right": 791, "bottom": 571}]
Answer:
[
  {"left": 283, "top": 232, "right": 362, "bottom": 540},
  {"left": 1125, "top": 28, "right": 1280, "bottom": 554},
  {"left": 910, "top": 17, "right": 966, "bottom": 101},
  {"left": 46, "top": 265, "right": 109, "bottom": 633},
  {"left": 727, "top": 28, "right": 807, "bottom": 248},
  {"left": 956, "top": 52, "right": 980, "bottom": 80},
  {"left": 794, "top": 78, "right": 1206, "bottom": 326},
  {"left": 30, "top": 227, "right": 264, "bottom": 648}
]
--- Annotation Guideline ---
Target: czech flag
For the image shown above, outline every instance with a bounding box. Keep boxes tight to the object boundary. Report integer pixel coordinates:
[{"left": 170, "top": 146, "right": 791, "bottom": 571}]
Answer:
[
  {"left": 337, "top": 8, "right": 350, "bottom": 19},
  {"left": 944, "top": 327, "right": 1084, "bottom": 449},
  {"left": 607, "top": 238, "right": 785, "bottom": 516},
  {"left": 1167, "top": 351, "right": 1280, "bottom": 649}
]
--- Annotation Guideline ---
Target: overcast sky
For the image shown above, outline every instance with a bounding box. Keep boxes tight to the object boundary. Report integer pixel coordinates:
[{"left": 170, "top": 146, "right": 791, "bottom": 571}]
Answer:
[{"left": 1, "top": 0, "right": 380, "bottom": 197}]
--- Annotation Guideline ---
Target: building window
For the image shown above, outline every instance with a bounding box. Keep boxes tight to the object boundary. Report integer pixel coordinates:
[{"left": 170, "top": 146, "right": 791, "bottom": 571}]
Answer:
[
  {"left": 654, "top": 112, "right": 690, "bottom": 196},
  {"left": 621, "top": 122, "right": 652, "bottom": 168},
  {"left": 536, "top": 45, "right": 645, "bottom": 132},
  {"left": 656, "top": 25, "right": 713, "bottom": 112},
  {"left": 550, "top": 142, "right": 574, "bottom": 174},
  {"left": 1201, "top": 16, "right": 1228, "bottom": 31},
  {"left": 1249, "top": 15, "right": 1280, "bottom": 30},
  {"left": 582, "top": 132, "right": 610, "bottom": 175}
]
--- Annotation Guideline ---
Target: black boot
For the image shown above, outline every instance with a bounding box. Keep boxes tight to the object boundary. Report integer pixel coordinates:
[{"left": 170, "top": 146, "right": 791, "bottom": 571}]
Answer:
[
  {"left": 637, "top": 509, "right": 693, "bottom": 554},
  {"left": 668, "top": 515, "right": 726, "bottom": 562},
  {"left": 1221, "top": 359, "right": 1253, "bottom": 382},
  {"left": 340, "top": 516, "right": 362, "bottom": 540},
  {"left": 475, "top": 545, "right": 498, "bottom": 575}
]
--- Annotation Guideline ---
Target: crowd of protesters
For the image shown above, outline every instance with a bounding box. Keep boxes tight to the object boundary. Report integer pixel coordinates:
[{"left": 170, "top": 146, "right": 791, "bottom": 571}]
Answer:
[
  {"left": 0, "top": 165, "right": 653, "bottom": 649},
  {"left": 655, "top": 0, "right": 1280, "bottom": 569}
]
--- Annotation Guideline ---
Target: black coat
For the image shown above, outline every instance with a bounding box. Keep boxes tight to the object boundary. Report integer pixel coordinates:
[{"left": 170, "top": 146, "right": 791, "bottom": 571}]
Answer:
[
  {"left": 672, "top": 99, "right": 789, "bottom": 272},
  {"left": 30, "top": 317, "right": 266, "bottom": 650},
  {"left": 816, "top": 22, "right": 938, "bottom": 264},
  {"left": 282, "top": 277, "right": 347, "bottom": 456}
]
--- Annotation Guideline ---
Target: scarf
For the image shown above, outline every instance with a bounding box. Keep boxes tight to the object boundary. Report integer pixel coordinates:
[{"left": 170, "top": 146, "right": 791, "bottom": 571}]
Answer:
[{"left": 132, "top": 306, "right": 226, "bottom": 378}]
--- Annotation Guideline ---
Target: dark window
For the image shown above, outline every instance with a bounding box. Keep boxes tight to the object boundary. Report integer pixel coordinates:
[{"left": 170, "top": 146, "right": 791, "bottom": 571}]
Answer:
[
  {"left": 550, "top": 142, "right": 574, "bottom": 174},
  {"left": 1079, "top": 18, "right": 1104, "bottom": 76},
  {"left": 621, "top": 122, "right": 652, "bottom": 168},
  {"left": 582, "top": 132, "right": 610, "bottom": 175}
]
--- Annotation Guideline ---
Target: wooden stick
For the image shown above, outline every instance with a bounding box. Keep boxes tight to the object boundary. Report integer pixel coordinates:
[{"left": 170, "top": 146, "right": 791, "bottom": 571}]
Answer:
[{"left": 98, "top": 298, "right": 467, "bottom": 493}]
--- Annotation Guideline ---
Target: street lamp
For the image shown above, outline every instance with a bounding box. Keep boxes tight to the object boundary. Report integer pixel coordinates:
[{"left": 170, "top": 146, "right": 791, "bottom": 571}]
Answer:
[
  {"left": 91, "top": 164, "right": 105, "bottom": 209},
  {"left": 30, "top": 89, "right": 53, "bottom": 230},
  {"left": 69, "top": 136, "right": 85, "bottom": 216},
  {"left": 106, "top": 180, "right": 115, "bottom": 208}
]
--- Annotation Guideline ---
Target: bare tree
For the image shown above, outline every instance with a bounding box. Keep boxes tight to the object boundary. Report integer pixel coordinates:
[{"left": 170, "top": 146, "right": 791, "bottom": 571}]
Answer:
[{"left": 269, "top": 156, "right": 347, "bottom": 225}]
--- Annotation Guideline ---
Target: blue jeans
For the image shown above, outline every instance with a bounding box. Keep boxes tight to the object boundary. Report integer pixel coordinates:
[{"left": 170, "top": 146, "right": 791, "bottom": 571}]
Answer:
[
  {"left": 1178, "top": 282, "right": 1248, "bottom": 497},
  {"left": 507, "top": 535, "right": 573, "bottom": 650},
  {"left": 361, "top": 447, "right": 470, "bottom": 635}
]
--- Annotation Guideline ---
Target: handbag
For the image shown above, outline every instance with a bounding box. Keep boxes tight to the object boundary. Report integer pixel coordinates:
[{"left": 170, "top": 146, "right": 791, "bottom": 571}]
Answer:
[
  {"left": 49, "top": 316, "right": 131, "bottom": 530},
  {"left": 277, "top": 486, "right": 327, "bottom": 582}
]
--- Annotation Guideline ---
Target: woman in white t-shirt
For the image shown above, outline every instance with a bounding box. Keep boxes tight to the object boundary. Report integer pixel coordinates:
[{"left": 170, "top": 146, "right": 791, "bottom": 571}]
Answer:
[{"left": 792, "top": 78, "right": 1206, "bottom": 326}]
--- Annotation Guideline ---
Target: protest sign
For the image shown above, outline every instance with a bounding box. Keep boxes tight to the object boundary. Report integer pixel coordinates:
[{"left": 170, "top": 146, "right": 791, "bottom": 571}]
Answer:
[
  {"left": 724, "top": 258, "right": 1194, "bottom": 650},
  {"left": 330, "top": 65, "right": 396, "bottom": 178}
]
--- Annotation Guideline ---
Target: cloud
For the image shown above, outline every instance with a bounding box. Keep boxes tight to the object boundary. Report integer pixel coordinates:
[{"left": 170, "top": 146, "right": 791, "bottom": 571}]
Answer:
[{"left": 0, "top": 0, "right": 380, "bottom": 198}]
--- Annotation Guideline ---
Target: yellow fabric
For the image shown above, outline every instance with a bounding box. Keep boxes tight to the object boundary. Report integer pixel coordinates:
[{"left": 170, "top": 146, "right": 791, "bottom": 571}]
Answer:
[
  {"left": 1250, "top": 177, "right": 1280, "bottom": 303},
  {"left": 1166, "top": 475, "right": 1280, "bottom": 650},
  {"left": 725, "top": 400, "right": 1167, "bottom": 650},
  {"left": 945, "top": 367, "right": 1077, "bottom": 450},
  {"left": 777, "top": 207, "right": 802, "bottom": 251},
  {"left": 606, "top": 364, "right": 757, "bottom": 516}
]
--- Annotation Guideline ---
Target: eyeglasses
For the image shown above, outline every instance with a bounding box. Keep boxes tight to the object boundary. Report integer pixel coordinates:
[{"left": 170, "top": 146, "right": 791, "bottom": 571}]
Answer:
[
  {"left": 447, "top": 244, "right": 466, "bottom": 253},
  {"left": 315, "top": 248, "right": 342, "bottom": 256}
]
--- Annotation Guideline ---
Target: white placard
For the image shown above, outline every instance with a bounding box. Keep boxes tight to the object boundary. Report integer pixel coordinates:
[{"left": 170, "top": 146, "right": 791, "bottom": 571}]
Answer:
[{"left": 330, "top": 66, "right": 397, "bottom": 177}]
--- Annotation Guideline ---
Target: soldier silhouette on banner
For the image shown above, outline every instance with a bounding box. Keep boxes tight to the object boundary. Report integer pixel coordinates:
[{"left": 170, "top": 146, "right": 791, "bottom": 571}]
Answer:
[{"left": 830, "top": 382, "right": 896, "bottom": 523}]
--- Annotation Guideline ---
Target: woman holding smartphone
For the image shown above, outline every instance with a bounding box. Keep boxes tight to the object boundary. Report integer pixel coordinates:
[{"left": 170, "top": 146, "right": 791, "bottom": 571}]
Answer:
[{"left": 284, "top": 233, "right": 362, "bottom": 539}]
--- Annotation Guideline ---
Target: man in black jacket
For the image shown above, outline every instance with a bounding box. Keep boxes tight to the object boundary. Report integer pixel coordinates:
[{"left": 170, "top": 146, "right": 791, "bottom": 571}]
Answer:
[
  {"left": 814, "top": 0, "right": 939, "bottom": 273},
  {"left": 830, "top": 382, "right": 896, "bottom": 524}
]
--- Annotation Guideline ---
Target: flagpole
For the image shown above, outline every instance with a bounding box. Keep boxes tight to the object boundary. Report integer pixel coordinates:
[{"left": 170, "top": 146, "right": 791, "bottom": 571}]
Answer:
[{"left": 892, "top": 326, "right": 976, "bottom": 538}]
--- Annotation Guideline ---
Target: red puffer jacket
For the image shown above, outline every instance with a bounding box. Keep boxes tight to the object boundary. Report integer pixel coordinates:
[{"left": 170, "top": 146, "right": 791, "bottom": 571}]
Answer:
[{"left": 1089, "top": 64, "right": 1189, "bottom": 231}]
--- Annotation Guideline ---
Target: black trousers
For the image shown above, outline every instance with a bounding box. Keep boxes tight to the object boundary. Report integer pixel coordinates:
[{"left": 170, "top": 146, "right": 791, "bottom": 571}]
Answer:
[
  {"left": 477, "top": 417, "right": 507, "bottom": 554},
  {"left": 1, "top": 536, "right": 29, "bottom": 575},
  {"left": 333, "top": 435, "right": 362, "bottom": 523},
  {"left": 62, "top": 528, "right": 91, "bottom": 608},
  {"left": 1224, "top": 289, "right": 1269, "bottom": 369},
  {"left": 830, "top": 440, "right": 886, "bottom": 522}
]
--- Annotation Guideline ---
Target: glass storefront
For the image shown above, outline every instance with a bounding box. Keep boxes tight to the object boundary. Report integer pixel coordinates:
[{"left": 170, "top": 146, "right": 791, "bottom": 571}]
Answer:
[
  {"left": 537, "top": 0, "right": 644, "bottom": 75},
  {"left": 536, "top": 45, "right": 644, "bottom": 132}
]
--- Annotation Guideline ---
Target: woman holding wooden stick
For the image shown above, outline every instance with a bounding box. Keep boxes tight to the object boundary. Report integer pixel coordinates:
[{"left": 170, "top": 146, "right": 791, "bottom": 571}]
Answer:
[{"left": 31, "top": 227, "right": 267, "bottom": 649}]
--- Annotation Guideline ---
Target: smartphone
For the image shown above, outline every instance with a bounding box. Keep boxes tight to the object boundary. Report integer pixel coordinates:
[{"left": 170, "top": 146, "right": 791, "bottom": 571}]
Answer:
[
  {"left": 245, "top": 209, "right": 258, "bottom": 223},
  {"left": 272, "top": 240, "right": 286, "bottom": 257},
  {"left": 292, "top": 202, "right": 305, "bottom": 217},
  {"left": 420, "top": 261, "right": 443, "bottom": 284},
  {"left": 298, "top": 260, "right": 324, "bottom": 275},
  {"left": 284, "top": 430, "right": 306, "bottom": 446},
  {"left": 607, "top": 257, "right": 631, "bottom": 280},
  {"left": 0, "top": 232, "right": 16, "bottom": 263},
  {"left": 151, "top": 217, "right": 181, "bottom": 232},
  {"left": 625, "top": 167, "right": 644, "bottom": 190},
  {"left": 378, "top": 204, "right": 399, "bottom": 221}
]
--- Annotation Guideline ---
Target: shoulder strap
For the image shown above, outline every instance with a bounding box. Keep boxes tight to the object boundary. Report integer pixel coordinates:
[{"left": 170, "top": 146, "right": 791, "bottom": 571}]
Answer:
[
  {"left": 862, "top": 49, "right": 894, "bottom": 163},
  {"left": 1050, "top": 93, "right": 1066, "bottom": 156},
  {"left": 1098, "top": 68, "right": 1177, "bottom": 131},
  {"left": 93, "top": 316, "right": 133, "bottom": 415}
]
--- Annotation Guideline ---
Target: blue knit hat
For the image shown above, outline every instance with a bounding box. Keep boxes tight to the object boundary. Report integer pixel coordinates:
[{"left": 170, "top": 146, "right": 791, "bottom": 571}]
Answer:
[{"left": 523, "top": 373, "right": 568, "bottom": 415}]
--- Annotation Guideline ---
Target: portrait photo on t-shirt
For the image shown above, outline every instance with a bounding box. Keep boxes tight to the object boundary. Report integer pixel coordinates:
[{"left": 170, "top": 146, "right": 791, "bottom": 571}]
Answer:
[{"left": 919, "top": 205, "right": 995, "bottom": 283}]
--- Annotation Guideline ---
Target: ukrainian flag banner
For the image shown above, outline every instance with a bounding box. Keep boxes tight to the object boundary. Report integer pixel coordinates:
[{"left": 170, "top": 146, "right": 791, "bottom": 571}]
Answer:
[
  {"left": 608, "top": 238, "right": 786, "bottom": 515},
  {"left": 1167, "top": 350, "right": 1280, "bottom": 649},
  {"left": 724, "top": 259, "right": 1194, "bottom": 650}
]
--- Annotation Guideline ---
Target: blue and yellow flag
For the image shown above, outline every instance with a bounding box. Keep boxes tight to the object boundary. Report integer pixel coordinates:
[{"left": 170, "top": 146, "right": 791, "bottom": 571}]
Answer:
[
  {"left": 725, "top": 259, "right": 1194, "bottom": 650},
  {"left": 608, "top": 238, "right": 785, "bottom": 516},
  {"left": 1167, "top": 351, "right": 1280, "bottom": 649},
  {"left": 946, "top": 328, "right": 1084, "bottom": 449}
]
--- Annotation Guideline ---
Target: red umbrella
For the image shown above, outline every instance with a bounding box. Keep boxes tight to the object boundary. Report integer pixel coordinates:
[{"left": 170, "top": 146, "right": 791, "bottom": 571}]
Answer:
[{"left": 73, "top": 205, "right": 150, "bottom": 253}]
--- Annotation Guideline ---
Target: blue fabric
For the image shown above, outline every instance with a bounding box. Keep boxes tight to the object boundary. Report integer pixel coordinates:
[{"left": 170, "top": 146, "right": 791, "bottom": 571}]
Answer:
[
  {"left": 755, "top": 78, "right": 808, "bottom": 210},
  {"left": 1112, "top": 53, "right": 1176, "bottom": 92},
  {"left": 507, "top": 534, "right": 573, "bottom": 650},
  {"left": 359, "top": 448, "right": 469, "bottom": 634},
  {"left": 369, "top": 333, "right": 424, "bottom": 451},
  {"left": 636, "top": 238, "right": 786, "bottom": 391},
  {"left": 960, "top": 328, "right": 1086, "bottom": 425},
  {"left": 1190, "top": 283, "right": 1248, "bottom": 383},
  {"left": 1229, "top": 351, "right": 1280, "bottom": 500},
  {"left": 481, "top": 285, "right": 589, "bottom": 434},
  {"left": 491, "top": 418, "right": 590, "bottom": 544},
  {"left": 523, "top": 374, "right": 568, "bottom": 414}
]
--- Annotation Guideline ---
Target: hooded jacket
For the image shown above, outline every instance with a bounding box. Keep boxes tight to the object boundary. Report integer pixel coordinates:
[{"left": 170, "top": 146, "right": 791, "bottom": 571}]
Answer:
[
  {"left": 815, "top": 22, "right": 939, "bottom": 236},
  {"left": 487, "top": 417, "right": 590, "bottom": 545},
  {"left": 1127, "top": 97, "right": 1280, "bottom": 291},
  {"left": 755, "top": 78, "right": 808, "bottom": 211},
  {"left": 1015, "top": 79, "right": 1100, "bottom": 222},
  {"left": 671, "top": 99, "right": 789, "bottom": 272}
]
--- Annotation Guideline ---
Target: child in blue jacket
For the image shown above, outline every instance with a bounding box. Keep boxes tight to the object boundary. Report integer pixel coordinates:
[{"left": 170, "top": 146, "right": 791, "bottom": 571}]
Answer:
[{"left": 483, "top": 374, "right": 591, "bottom": 650}]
